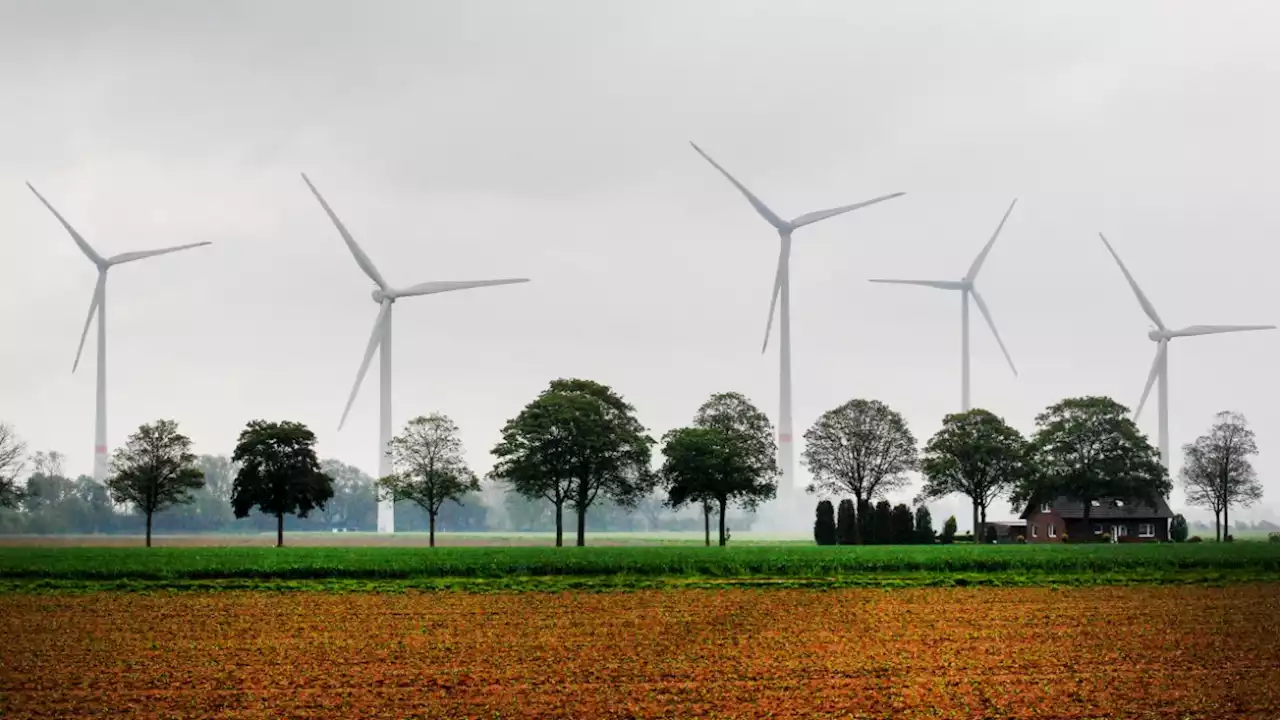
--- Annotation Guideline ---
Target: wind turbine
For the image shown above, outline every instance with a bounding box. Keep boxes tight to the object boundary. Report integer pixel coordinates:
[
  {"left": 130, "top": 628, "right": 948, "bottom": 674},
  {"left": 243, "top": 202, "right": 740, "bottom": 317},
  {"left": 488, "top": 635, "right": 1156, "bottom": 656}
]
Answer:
[
  {"left": 302, "top": 174, "right": 529, "bottom": 533},
  {"left": 869, "top": 200, "right": 1019, "bottom": 411},
  {"left": 1098, "top": 232, "right": 1275, "bottom": 468},
  {"left": 689, "top": 142, "right": 905, "bottom": 495},
  {"left": 27, "top": 183, "right": 212, "bottom": 483}
]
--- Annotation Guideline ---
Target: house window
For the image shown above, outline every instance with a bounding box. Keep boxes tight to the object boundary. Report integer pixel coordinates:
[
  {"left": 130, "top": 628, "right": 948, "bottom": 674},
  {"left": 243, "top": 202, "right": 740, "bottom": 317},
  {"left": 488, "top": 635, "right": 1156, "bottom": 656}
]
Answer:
[
  {"left": 1039, "top": 502, "right": 1052, "bottom": 513},
  {"left": 1031, "top": 525, "right": 1039, "bottom": 538},
  {"left": 1094, "top": 524, "right": 1104, "bottom": 535},
  {"left": 1117, "top": 525, "right": 1129, "bottom": 537},
  {"left": 1048, "top": 523, "right": 1057, "bottom": 538},
  {"left": 1138, "top": 523, "right": 1155, "bottom": 538},
  {"left": 1090, "top": 500, "right": 1100, "bottom": 507}
]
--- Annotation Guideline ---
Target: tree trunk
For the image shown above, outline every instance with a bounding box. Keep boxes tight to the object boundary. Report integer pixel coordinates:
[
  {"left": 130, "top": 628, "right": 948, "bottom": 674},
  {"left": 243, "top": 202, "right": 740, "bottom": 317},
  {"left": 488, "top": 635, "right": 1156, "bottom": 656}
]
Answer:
[
  {"left": 704, "top": 503, "right": 711, "bottom": 547},
  {"left": 276, "top": 512, "right": 284, "bottom": 548},
  {"left": 972, "top": 501, "right": 980, "bottom": 545},
  {"left": 1223, "top": 503, "right": 1230, "bottom": 541},
  {"left": 1081, "top": 502, "right": 1091, "bottom": 542},
  {"left": 145, "top": 511, "right": 153, "bottom": 548},
  {"left": 554, "top": 501, "right": 564, "bottom": 547},
  {"left": 1214, "top": 511, "right": 1221, "bottom": 543},
  {"left": 429, "top": 511, "right": 436, "bottom": 548},
  {"left": 718, "top": 498, "right": 727, "bottom": 547},
  {"left": 980, "top": 506, "right": 988, "bottom": 544},
  {"left": 576, "top": 506, "right": 587, "bottom": 547}
]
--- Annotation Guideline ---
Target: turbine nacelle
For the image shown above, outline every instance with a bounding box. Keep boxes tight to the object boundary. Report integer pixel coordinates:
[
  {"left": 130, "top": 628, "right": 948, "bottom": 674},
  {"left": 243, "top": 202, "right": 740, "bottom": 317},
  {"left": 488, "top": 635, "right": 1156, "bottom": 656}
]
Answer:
[
  {"left": 1148, "top": 329, "right": 1164, "bottom": 342},
  {"left": 372, "top": 287, "right": 391, "bottom": 304}
]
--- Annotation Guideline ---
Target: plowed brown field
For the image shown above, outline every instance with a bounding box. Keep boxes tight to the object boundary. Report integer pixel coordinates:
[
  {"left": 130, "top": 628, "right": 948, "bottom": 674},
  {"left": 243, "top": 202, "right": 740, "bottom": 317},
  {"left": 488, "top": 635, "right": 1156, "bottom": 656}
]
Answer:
[{"left": 3, "top": 585, "right": 1278, "bottom": 719}]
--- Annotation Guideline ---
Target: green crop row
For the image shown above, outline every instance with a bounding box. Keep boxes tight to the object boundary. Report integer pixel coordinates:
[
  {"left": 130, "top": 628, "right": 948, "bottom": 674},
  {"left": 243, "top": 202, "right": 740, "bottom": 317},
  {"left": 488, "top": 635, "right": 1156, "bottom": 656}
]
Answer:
[{"left": 2, "top": 543, "right": 1279, "bottom": 583}]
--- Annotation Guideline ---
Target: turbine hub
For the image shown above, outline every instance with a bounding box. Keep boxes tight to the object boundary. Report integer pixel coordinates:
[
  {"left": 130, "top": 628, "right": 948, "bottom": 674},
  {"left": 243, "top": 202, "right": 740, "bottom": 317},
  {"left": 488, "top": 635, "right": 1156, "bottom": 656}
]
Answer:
[
  {"left": 371, "top": 288, "right": 392, "bottom": 304},
  {"left": 1147, "top": 329, "right": 1164, "bottom": 342}
]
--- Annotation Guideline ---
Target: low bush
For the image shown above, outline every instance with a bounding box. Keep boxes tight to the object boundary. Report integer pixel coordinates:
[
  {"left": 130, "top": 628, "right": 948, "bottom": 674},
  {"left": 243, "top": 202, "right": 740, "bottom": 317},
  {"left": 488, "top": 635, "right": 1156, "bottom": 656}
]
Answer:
[{"left": 1189, "top": 536, "right": 1204, "bottom": 543}]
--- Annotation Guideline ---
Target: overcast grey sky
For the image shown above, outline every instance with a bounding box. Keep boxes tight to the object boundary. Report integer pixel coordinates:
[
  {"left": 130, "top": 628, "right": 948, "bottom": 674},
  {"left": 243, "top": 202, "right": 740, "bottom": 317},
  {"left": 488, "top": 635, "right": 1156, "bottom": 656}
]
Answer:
[{"left": 3, "top": 0, "right": 1278, "bottom": 530}]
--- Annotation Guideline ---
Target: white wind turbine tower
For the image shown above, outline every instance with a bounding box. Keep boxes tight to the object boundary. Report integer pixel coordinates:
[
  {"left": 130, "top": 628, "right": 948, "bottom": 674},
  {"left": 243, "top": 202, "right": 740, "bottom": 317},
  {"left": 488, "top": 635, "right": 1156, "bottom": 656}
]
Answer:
[
  {"left": 27, "top": 183, "right": 212, "bottom": 483},
  {"left": 1099, "top": 232, "right": 1275, "bottom": 468},
  {"left": 869, "top": 200, "right": 1019, "bottom": 411},
  {"left": 689, "top": 142, "right": 905, "bottom": 495},
  {"left": 302, "top": 174, "right": 529, "bottom": 533}
]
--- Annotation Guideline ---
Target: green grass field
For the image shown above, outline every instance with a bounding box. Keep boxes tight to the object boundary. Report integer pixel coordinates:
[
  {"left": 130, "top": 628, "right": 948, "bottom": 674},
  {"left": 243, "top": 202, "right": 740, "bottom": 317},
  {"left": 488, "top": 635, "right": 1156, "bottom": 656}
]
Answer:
[{"left": 3, "top": 542, "right": 1279, "bottom": 592}]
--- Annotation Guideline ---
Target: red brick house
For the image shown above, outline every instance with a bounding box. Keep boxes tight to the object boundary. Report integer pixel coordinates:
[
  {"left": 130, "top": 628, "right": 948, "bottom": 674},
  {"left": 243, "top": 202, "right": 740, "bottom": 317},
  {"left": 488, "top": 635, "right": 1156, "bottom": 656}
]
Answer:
[{"left": 1019, "top": 495, "right": 1173, "bottom": 543}]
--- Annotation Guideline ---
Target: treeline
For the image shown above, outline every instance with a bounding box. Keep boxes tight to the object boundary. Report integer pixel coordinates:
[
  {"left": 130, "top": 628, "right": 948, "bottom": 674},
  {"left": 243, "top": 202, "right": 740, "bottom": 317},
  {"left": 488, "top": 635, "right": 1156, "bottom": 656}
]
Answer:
[{"left": 813, "top": 499, "right": 962, "bottom": 545}]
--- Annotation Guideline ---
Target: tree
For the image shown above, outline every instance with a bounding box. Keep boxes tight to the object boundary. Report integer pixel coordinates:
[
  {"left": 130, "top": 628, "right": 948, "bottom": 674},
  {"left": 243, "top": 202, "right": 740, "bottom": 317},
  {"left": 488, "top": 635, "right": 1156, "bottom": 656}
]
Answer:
[
  {"left": 492, "top": 379, "right": 654, "bottom": 547},
  {"left": 376, "top": 414, "right": 480, "bottom": 547},
  {"left": 814, "top": 500, "right": 837, "bottom": 545},
  {"left": 802, "top": 399, "right": 918, "bottom": 544},
  {"left": 1181, "top": 411, "right": 1264, "bottom": 543},
  {"left": 660, "top": 394, "right": 778, "bottom": 547},
  {"left": 690, "top": 391, "right": 780, "bottom": 545},
  {"left": 104, "top": 420, "right": 205, "bottom": 547},
  {"left": 231, "top": 420, "right": 334, "bottom": 547},
  {"left": 1015, "top": 397, "right": 1169, "bottom": 531},
  {"left": 872, "top": 500, "right": 893, "bottom": 545},
  {"left": 836, "top": 499, "right": 857, "bottom": 545},
  {"left": 919, "top": 409, "right": 1028, "bottom": 546},
  {"left": 1170, "top": 513, "right": 1189, "bottom": 543},
  {"left": 0, "top": 422, "right": 26, "bottom": 509},
  {"left": 914, "top": 505, "right": 935, "bottom": 544},
  {"left": 940, "top": 515, "right": 958, "bottom": 544},
  {"left": 30, "top": 450, "right": 66, "bottom": 480},
  {"left": 891, "top": 503, "right": 915, "bottom": 544}
]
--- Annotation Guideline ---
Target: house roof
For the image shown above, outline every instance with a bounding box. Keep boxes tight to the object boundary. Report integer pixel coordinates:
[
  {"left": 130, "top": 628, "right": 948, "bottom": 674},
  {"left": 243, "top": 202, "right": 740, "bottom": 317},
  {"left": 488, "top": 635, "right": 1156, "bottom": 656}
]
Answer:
[{"left": 1019, "top": 494, "right": 1173, "bottom": 520}]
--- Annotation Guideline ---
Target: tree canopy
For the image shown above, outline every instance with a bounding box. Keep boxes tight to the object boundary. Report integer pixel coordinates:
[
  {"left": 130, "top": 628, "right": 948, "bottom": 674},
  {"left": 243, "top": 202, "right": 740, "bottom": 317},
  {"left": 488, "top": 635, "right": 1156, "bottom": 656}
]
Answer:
[
  {"left": 231, "top": 420, "right": 334, "bottom": 547},
  {"left": 0, "top": 422, "right": 26, "bottom": 510},
  {"left": 105, "top": 419, "right": 205, "bottom": 547},
  {"left": 491, "top": 378, "right": 654, "bottom": 547},
  {"left": 378, "top": 413, "right": 481, "bottom": 547},
  {"left": 1015, "top": 396, "right": 1169, "bottom": 527},
  {"left": 802, "top": 399, "right": 918, "bottom": 543},
  {"left": 1181, "top": 411, "right": 1263, "bottom": 542},
  {"left": 919, "top": 409, "right": 1028, "bottom": 543}
]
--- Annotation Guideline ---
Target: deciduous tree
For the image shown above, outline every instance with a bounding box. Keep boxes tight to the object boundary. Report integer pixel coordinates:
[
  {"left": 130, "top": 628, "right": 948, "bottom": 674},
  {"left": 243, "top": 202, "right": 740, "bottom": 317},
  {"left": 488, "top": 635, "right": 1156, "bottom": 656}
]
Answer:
[
  {"left": 802, "top": 399, "right": 918, "bottom": 544},
  {"left": 1014, "top": 396, "right": 1169, "bottom": 530},
  {"left": 492, "top": 379, "right": 654, "bottom": 547},
  {"left": 378, "top": 414, "right": 481, "bottom": 547},
  {"left": 941, "top": 515, "right": 958, "bottom": 544},
  {"left": 1170, "top": 513, "right": 1189, "bottom": 543},
  {"left": 660, "top": 393, "right": 778, "bottom": 546},
  {"left": 231, "top": 420, "right": 334, "bottom": 547},
  {"left": 919, "top": 409, "right": 1029, "bottom": 545},
  {"left": 873, "top": 500, "right": 893, "bottom": 545},
  {"left": 0, "top": 422, "right": 26, "bottom": 509},
  {"left": 1181, "top": 411, "right": 1263, "bottom": 543},
  {"left": 105, "top": 420, "right": 205, "bottom": 547}
]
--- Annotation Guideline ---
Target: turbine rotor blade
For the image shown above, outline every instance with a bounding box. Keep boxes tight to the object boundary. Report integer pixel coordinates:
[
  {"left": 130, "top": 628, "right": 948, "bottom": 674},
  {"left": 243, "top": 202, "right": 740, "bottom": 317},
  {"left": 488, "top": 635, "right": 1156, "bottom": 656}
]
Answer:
[
  {"left": 1098, "top": 233, "right": 1165, "bottom": 330},
  {"left": 761, "top": 245, "right": 786, "bottom": 354},
  {"left": 689, "top": 142, "right": 788, "bottom": 230},
  {"left": 868, "top": 279, "right": 965, "bottom": 290},
  {"left": 1166, "top": 324, "right": 1276, "bottom": 338},
  {"left": 73, "top": 272, "right": 106, "bottom": 373},
  {"left": 339, "top": 300, "right": 391, "bottom": 430},
  {"left": 790, "top": 192, "right": 906, "bottom": 228},
  {"left": 964, "top": 198, "right": 1018, "bottom": 282},
  {"left": 108, "top": 242, "right": 212, "bottom": 265},
  {"left": 27, "top": 183, "right": 106, "bottom": 266},
  {"left": 395, "top": 278, "right": 530, "bottom": 298},
  {"left": 970, "top": 288, "right": 1017, "bottom": 376},
  {"left": 1134, "top": 341, "right": 1165, "bottom": 420},
  {"left": 301, "top": 173, "right": 389, "bottom": 291}
]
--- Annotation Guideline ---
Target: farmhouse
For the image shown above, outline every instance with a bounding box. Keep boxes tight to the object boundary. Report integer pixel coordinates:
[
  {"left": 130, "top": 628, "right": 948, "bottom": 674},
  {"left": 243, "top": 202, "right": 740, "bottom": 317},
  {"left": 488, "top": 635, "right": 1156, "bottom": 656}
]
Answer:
[{"left": 1020, "top": 495, "right": 1173, "bottom": 543}]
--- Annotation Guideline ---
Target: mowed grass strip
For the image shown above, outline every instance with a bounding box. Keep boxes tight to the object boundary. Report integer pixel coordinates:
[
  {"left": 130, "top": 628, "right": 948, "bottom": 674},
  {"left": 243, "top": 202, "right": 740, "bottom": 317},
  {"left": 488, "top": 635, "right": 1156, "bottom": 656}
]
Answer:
[{"left": 2, "top": 543, "right": 1279, "bottom": 583}]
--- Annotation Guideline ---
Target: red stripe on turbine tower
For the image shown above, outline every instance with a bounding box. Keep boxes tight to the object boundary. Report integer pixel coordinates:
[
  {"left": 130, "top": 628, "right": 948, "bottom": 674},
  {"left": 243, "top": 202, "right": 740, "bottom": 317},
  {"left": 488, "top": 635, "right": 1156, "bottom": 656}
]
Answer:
[
  {"left": 779, "top": 434, "right": 792, "bottom": 442},
  {"left": 94, "top": 445, "right": 108, "bottom": 453}
]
